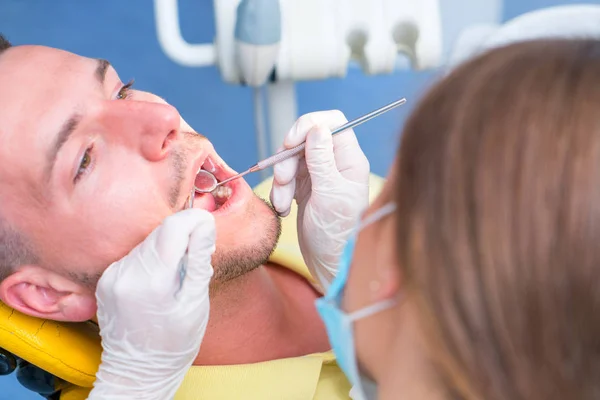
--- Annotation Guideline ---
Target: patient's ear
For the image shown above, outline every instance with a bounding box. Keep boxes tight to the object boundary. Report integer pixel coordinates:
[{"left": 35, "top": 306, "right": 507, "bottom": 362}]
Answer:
[{"left": 0, "top": 265, "right": 97, "bottom": 322}]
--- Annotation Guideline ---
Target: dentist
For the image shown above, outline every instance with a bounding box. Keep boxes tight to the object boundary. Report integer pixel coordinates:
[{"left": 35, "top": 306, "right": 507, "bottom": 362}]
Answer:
[{"left": 274, "top": 38, "right": 600, "bottom": 400}]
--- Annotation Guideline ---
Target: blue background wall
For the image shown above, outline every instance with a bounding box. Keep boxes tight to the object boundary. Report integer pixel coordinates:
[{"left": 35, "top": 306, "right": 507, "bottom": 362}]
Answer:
[{"left": 0, "top": 0, "right": 595, "bottom": 398}]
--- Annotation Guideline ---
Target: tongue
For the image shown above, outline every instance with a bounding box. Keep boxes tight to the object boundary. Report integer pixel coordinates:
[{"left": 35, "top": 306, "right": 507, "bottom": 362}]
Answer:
[{"left": 194, "top": 193, "right": 217, "bottom": 212}]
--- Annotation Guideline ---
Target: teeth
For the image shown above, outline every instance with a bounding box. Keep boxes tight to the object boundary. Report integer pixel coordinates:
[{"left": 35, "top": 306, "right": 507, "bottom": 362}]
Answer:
[
  {"left": 212, "top": 185, "right": 232, "bottom": 204},
  {"left": 193, "top": 155, "right": 233, "bottom": 211}
]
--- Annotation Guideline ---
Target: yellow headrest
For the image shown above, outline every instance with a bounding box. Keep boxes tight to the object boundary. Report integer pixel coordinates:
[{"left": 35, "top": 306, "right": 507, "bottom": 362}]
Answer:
[
  {"left": 0, "top": 173, "right": 386, "bottom": 398},
  {"left": 0, "top": 303, "right": 102, "bottom": 386}
]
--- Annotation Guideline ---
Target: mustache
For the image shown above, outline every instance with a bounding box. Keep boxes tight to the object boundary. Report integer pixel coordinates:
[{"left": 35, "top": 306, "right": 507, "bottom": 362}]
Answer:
[
  {"left": 182, "top": 130, "right": 206, "bottom": 140},
  {"left": 168, "top": 148, "right": 187, "bottom": 209}
]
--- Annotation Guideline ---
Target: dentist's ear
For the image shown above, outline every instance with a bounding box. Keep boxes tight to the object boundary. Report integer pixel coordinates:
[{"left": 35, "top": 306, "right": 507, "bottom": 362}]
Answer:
[
  {"left": 0, "top": 265, "right": 97, "bottom": 322},
  {"left": 371, "top": 239, "right": 402, "bottom": 302}
]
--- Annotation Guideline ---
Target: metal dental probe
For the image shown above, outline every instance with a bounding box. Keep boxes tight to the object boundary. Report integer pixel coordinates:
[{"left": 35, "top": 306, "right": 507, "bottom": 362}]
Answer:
[
  {"left": 193, "top": 97, "right": 407, "bottom": 193},
  {"left": 175, "top": 186, "right": 196, "bottom": 298}
]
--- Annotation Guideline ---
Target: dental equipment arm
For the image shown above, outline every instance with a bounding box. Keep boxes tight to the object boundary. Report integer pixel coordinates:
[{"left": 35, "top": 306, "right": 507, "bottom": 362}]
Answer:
[
  {"left": 88, "top": 209, "right": 216, "bottom": 399},
  {"left": 270, "top": 110, "right": 371, "bottom": 291}
]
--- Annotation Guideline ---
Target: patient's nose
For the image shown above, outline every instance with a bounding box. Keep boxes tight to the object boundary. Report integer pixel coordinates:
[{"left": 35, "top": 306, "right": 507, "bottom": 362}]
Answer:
[{"left": 100, "top": 101, "right": 181, "bottom": 161}]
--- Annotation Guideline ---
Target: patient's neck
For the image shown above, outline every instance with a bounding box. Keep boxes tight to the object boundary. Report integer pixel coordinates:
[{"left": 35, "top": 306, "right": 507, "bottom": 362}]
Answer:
[{"left": 193, "top": 263, "right": 330, "bottom": 366}]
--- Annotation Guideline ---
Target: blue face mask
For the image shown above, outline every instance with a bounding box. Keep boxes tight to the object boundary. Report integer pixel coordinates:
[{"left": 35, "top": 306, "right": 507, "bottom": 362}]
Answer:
[{"left": 315, "top": 202, "right": 398, "bottom": 400}]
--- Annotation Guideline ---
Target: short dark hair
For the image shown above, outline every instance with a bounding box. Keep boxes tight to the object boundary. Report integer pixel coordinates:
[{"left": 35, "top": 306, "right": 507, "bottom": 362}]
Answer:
[
  {"left": 0, "top": 34, "right": 11, "bottom": 53},
  {"left": 0, "top": 33, "right": 35, "bottom": 283}
]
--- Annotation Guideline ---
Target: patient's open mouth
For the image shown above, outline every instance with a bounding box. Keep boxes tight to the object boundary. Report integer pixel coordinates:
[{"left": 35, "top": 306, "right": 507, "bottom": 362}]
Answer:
[{"left": 191, "top": 157, "right": 235, "bottom": 212}]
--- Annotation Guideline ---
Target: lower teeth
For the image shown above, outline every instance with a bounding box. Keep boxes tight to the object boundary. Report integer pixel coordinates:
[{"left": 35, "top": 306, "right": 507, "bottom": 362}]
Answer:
[{"left": 212, "top": 185, "right": 232, "bottom": 203}]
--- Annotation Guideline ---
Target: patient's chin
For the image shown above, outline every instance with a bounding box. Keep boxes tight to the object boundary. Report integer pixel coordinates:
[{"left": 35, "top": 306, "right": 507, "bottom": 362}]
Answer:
[{"left": 211, "top": 196, "right": 281, "bottom": 284}]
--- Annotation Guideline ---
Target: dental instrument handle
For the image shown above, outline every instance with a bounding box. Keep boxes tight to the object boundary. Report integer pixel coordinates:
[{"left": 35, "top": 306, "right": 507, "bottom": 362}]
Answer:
[
  {"left": 215, "top": 97, "right": 407, "bottom": 188},
  {"left": 253, "top": 97, "right": 406, "bottom": 171}
]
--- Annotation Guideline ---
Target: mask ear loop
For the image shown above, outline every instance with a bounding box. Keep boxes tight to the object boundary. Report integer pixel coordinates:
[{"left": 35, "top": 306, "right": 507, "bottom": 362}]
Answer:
[
  {"left": 346, "top": 297, "right": 399, "bottom": 322},
  {"left": 358, "top": 203, "right": 397, "bottom": 230}
]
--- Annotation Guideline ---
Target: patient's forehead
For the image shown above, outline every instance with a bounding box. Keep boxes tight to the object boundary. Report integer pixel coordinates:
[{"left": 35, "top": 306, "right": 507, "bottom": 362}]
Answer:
[
  {"left": 0, "top": 45, "right": 97, "bottom": 119},
  {"left": 0, "top": 45, "right": 94, "bottom": 85}
]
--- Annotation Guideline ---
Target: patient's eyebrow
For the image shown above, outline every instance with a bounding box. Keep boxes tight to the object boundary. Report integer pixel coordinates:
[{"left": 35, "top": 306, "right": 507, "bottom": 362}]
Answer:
[
  {"left": 45, "top": 114, "right": 81, "bottom": 182},
  {"left": 95, "top": 59, "right": 110, "bottom": 85}
]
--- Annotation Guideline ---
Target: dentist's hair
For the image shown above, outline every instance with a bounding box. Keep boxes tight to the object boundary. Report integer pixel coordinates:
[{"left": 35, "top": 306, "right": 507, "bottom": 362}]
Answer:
[
  {"left": 0, "top": 34, "right": 36, "bottom": 282},
  {"left": 396, "top": 38, "right": 600, "bottom": 399}
]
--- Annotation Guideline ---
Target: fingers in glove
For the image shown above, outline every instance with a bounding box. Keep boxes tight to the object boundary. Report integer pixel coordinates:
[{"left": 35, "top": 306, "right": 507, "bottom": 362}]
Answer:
[
  {"left": 270, "top": 180, "right": 295, "bottom": 217},
  {"left": 287, "top": 110, "right": 368, "bottom": 184},
  {"left": 304, "top": 126, "right": 339, "bottom": 187},
  {"left": 310, "top": 111, "right": 369, "bottom": 184},
  {"left": 284, "top": 110, "right": 348, "bottom": 147},
  {"left": 330, "top": 124, "right": 368, "bottom": 179},
  {"left": 270, "top": 145, "right": 297, "bottom": 216},
  {"left": 154, "top": 209, "right": 215, "bottom": 269},
  {"left": 273, "top": 146, "right": 299, "bottom": 186},
  {"left": 185, "top": 211, "right": 216, "bottom": 292}
]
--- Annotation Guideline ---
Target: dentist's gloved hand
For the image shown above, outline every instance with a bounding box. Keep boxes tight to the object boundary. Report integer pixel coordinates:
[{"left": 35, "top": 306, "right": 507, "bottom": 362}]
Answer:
[
  {"left": 88, "top": 209, "right": 216, "bottom": 400},
  {"left": 270, "top": 110, "right": 370, "bottom": 290}
]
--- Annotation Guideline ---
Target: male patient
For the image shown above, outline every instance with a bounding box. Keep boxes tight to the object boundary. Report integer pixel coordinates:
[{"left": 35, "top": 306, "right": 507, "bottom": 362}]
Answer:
[{"left": 0, "top": 35, "right": 369, "bottom": 398}]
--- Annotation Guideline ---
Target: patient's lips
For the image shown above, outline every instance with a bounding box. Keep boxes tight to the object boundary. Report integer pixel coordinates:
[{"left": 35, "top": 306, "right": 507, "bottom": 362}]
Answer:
[
  {"left": 183, "top": 148, "right": 252, "bottom": 217},
  {"left": 194, "top": 190, "right": 217, "bottom": 211}
]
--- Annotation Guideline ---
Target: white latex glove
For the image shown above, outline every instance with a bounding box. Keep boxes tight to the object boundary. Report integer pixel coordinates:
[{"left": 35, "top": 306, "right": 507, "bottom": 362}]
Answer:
[
  {"left": 88, "top": 209, "right": 216, "bottom": 400},
  {"left": 270, "top": 110, "right": 370, "bottom": 290}
]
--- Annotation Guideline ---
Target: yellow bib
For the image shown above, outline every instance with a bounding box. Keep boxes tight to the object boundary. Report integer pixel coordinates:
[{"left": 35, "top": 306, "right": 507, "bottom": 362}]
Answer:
[
  {"left": 0, "top": 174, "right": 385, "bottom": 399},
  {"left": 177, "top": 351, "right": 351, "bottom": 400}
]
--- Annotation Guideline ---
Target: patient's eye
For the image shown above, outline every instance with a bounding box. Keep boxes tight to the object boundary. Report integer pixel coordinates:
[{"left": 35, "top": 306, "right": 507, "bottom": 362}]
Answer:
[
  {"left": 117, "top": 79, "right": 135, "bottom": 100},
  {"left": 74, "top": 147, "right": 93, "bottom": 183}
]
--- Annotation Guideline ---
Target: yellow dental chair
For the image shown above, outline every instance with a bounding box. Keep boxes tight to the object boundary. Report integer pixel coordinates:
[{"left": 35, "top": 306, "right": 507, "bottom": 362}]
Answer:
[{"left": 0, "top": 175, "right": 384, "bottom": 399}]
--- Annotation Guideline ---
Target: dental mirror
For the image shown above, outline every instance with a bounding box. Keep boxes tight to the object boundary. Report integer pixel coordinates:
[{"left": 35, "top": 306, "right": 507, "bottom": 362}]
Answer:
[{"left": 194, "top": 169, "right": 220, "bottom": 193}]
